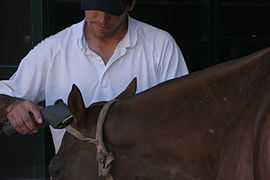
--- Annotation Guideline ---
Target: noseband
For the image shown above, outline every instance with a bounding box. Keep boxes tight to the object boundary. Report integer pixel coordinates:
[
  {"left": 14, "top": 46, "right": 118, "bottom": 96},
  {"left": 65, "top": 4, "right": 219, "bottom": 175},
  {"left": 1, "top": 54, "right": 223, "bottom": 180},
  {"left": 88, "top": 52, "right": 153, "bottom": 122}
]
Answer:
[{"left": 65, "top": 99, "right": 118, "bottom": 180}]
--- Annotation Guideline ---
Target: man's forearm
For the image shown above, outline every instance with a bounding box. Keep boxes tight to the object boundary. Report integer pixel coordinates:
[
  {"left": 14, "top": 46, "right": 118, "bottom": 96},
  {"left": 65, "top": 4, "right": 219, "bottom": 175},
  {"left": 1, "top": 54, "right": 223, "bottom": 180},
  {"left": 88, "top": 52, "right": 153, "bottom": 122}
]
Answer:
[{"left": 0, "top": 94, "right": 19, "bottom": 122}]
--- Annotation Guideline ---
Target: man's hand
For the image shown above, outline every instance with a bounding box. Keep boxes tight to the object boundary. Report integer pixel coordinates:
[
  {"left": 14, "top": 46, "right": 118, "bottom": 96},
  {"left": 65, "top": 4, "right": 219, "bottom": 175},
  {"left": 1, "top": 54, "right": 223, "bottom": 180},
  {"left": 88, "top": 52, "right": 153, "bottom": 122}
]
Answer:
[{"left": 6, "top": 100, "right": 43, "bottom": 134}]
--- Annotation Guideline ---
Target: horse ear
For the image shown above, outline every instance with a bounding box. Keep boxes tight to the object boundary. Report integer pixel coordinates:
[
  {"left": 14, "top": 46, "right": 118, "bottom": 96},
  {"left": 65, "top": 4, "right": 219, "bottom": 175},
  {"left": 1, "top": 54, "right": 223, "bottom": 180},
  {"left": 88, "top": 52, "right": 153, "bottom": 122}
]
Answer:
[
  {"left": 67, "top": 84, "right": 86, "bottom": 120},
  {"left": 116, "top": 78, "right": 137, "bottom": 100}
]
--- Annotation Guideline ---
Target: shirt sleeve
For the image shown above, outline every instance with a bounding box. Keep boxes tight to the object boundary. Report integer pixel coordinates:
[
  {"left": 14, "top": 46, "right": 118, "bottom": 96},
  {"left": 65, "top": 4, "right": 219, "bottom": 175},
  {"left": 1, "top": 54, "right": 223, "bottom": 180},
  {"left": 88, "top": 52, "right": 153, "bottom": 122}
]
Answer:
[
  {"left": 157, "top": 32, "right": 189, "bottom": 82},
  {"left": 0, "top": 39, "right": 53, "bottom": 103}
]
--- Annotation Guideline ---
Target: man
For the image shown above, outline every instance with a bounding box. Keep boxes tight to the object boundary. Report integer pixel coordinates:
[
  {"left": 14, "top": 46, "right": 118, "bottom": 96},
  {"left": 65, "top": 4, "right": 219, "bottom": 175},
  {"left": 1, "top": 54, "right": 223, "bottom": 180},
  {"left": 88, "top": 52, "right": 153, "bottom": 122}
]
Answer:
[{"left": 0, "top": 0, "right": 188, "bottom": 152}]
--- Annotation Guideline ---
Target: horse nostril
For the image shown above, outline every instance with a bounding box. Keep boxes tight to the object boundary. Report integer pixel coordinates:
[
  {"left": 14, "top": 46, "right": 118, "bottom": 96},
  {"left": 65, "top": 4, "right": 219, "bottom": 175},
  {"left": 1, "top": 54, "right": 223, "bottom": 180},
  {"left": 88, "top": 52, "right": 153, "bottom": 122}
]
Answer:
[{"left": 49, "top": 156, "right": 63, "bottom": 178}]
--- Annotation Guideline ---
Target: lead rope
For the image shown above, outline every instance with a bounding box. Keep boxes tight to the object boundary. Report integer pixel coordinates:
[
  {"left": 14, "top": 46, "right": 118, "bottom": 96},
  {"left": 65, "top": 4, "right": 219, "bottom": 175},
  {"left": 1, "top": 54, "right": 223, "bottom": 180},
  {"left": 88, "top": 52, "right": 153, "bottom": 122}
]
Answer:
[
  {"left": 65, "top": 99, "right": 117, "bottom": 180},
  {"left": 65, "top": 125, "right": 98, "bottom": 144},
  {"left": 95, "top": 100, "right": 117, "bottom": 180}
]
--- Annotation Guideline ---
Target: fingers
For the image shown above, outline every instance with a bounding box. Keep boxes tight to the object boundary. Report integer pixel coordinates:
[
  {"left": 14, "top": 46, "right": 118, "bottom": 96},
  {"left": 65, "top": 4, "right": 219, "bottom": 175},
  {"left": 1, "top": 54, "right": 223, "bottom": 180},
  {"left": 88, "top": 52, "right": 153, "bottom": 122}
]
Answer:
[
  {"left": 6, "top": 100, "right": 43, "bottom": 135},
  {"left": 20, "top": 111, "right": 38, "bottom": 134},
  {"left": 8, "top": 114, "right": 28, "bottom": 134}
]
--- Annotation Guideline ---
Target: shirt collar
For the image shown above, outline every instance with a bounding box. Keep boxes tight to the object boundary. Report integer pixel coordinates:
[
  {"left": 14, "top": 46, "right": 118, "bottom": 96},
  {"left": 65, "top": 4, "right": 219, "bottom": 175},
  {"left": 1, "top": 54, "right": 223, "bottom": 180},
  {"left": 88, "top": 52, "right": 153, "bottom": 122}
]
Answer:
[
  {"left": 75, "top": 16, "right": 138, "bottom": 52},
  {"left": 119, "top": 16, "right": 138, "bottom": 49}
]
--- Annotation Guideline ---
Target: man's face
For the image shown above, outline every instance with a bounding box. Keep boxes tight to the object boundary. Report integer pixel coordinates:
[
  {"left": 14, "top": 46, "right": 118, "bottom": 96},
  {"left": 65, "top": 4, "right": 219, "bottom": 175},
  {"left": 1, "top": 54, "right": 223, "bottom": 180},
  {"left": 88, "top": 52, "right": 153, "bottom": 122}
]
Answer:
[{"left": 85, "top": 10, "right": 128, "bottom": 38}]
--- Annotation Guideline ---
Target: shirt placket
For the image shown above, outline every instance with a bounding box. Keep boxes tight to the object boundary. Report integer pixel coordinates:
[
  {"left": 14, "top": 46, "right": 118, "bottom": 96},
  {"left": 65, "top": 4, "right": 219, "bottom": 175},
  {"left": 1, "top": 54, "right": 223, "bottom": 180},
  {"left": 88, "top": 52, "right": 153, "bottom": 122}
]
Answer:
[{"left": 82, "top": 36, "right": 129, "bottom": 98}]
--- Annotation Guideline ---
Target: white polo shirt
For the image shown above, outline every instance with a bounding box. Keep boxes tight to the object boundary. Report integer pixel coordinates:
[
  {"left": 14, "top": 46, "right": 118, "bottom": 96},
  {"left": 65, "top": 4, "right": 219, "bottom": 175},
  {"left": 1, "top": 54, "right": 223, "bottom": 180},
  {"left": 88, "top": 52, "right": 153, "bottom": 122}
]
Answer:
[{"left": 0, "top": 17, "right": 188, "bottom": 152}]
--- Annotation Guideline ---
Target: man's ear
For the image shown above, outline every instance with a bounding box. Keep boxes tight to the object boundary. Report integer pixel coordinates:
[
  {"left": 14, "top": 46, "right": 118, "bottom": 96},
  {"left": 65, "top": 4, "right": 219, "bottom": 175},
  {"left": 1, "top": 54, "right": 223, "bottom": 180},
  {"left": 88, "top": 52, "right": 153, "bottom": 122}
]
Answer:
[
  {"left": 67, "top": 84, "right": 86, "bottom": 120},
  {"left": 116, "top": 78, "right": 137, "bottom": 100}
]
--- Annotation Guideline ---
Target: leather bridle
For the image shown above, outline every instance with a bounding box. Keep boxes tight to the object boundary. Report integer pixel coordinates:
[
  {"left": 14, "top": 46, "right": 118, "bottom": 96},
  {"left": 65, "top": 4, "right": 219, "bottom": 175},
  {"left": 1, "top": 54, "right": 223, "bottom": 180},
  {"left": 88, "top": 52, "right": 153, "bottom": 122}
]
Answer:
[{"left": 65, "top": 99, "right": 118, "bottom": 180}]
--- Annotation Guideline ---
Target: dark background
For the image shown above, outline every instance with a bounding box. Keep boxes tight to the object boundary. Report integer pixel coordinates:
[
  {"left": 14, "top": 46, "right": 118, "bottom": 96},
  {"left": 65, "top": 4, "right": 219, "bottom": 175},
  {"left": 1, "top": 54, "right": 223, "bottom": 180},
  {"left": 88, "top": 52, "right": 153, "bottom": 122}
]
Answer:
[{"left": 0, "top": 0, "right": 270, "bottom": 179}]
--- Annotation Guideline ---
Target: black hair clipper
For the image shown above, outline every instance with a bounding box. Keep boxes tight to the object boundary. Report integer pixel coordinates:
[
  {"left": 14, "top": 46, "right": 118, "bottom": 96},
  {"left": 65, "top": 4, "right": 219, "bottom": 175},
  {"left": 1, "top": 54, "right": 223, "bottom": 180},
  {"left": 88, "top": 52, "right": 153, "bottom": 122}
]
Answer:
[{"left": 0, "top": 100, "right": 73, "bottom": 136}]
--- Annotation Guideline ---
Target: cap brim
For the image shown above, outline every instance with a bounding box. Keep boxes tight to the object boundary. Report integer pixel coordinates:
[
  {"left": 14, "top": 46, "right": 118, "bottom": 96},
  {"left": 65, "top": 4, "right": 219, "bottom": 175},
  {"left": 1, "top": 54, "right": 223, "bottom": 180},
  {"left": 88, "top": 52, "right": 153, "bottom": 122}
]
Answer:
[{"left": 81, "top": 0, "right": 125, "bottom": 16}]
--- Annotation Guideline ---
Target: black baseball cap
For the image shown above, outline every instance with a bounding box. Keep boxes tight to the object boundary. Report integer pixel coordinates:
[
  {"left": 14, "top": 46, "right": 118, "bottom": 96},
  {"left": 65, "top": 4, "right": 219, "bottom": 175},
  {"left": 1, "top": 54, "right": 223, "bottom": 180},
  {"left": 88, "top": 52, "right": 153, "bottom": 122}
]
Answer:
[{"left": 81, "top": 0, "right": 126, "bottom": 16}]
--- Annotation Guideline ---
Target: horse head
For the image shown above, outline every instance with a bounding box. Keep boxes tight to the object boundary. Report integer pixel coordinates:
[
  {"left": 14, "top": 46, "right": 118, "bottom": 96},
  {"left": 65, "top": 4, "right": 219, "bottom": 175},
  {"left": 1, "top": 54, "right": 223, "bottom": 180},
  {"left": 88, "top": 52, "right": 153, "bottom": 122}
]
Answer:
[{"left": 48, "top": 78, "right": 137, "bottom": 180}]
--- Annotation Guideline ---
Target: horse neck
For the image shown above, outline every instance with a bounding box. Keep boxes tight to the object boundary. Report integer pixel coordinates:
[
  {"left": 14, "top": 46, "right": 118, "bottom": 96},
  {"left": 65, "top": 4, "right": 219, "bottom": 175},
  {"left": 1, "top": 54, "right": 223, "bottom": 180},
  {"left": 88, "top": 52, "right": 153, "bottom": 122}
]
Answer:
[{"left": 102, "top": 47, "right": 270, "bottom": 148}]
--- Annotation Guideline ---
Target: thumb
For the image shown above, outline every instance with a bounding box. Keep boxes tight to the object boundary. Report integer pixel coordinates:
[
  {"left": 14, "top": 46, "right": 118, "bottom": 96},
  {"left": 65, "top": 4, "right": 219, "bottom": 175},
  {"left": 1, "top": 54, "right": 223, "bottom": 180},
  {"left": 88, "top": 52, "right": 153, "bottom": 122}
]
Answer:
[{"left": 29, "top": 106, "right": 43, "bottom": 124}]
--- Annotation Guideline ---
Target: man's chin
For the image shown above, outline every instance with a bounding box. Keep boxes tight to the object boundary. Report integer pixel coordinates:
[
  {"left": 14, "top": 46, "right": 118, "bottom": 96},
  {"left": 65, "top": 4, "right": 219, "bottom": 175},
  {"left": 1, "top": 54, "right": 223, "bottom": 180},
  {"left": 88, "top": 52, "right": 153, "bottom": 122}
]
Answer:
[{"left": 93, "top": 31, "right": 114, "bottom": 39}]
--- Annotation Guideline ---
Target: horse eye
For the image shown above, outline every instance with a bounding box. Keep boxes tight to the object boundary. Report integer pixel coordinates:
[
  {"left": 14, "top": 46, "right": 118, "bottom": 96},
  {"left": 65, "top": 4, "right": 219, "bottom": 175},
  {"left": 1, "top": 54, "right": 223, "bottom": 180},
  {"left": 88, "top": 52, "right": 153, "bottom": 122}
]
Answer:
[{"left": 48, "top": 155, "right": 64, "bottom": 179}]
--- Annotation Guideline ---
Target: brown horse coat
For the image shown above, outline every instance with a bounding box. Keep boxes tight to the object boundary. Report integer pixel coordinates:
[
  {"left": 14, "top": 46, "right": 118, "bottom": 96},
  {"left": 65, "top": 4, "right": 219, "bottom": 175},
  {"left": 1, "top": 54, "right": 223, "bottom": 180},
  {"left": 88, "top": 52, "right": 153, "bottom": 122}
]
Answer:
[{"left": 49, "top": 48, "right": 270, "bottom": 180}]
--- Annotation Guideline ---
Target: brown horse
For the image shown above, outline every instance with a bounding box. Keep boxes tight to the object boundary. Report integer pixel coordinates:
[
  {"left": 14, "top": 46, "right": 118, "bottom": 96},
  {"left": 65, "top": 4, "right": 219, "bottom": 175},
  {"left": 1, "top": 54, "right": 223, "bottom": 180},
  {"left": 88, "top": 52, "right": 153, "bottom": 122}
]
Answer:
[{"left": 49, "top": 48, "right": 270, "bottom": 180}]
